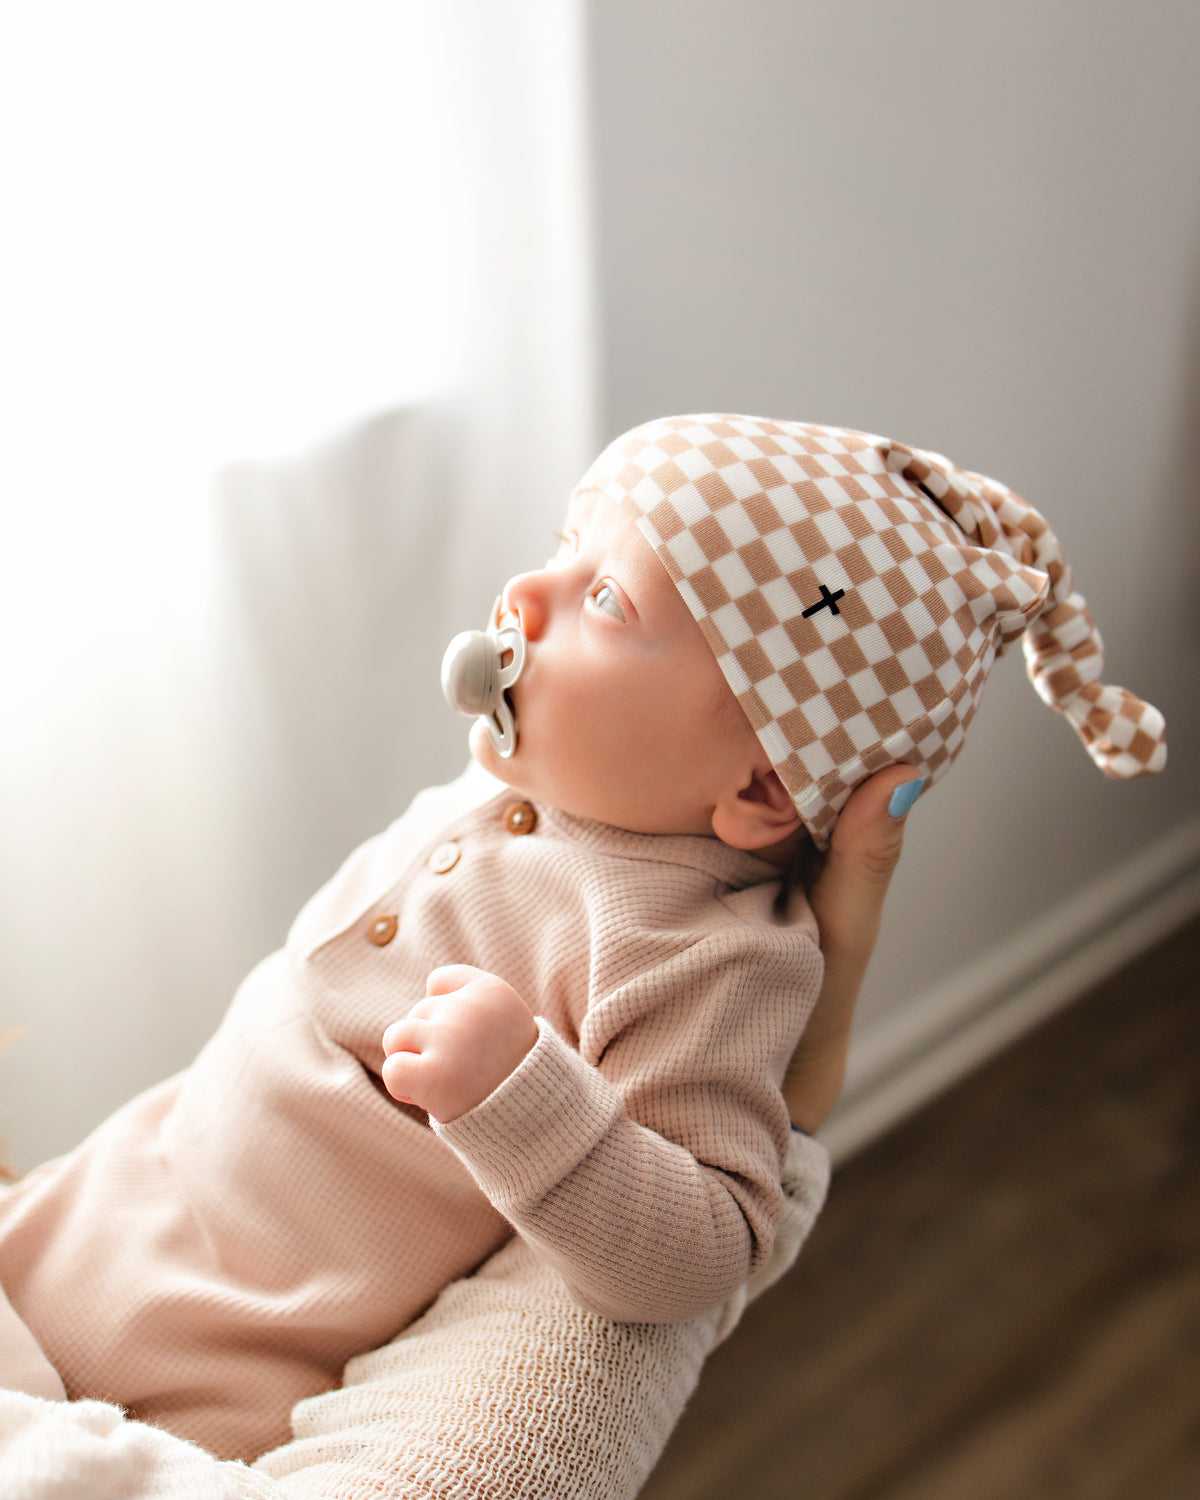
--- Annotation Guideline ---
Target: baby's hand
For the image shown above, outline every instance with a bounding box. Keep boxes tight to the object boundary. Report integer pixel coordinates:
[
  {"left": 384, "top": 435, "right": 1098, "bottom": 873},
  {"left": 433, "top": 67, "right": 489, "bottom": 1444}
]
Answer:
[{"left": 381, "top": 965, "right": 538, "bottom": 1124}]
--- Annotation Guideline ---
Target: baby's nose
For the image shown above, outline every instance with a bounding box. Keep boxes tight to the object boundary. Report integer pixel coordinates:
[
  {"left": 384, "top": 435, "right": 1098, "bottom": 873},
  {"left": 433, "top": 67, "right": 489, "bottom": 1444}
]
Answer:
[{"left": 501, "top": 569, "right": 551, "bottom": 640}]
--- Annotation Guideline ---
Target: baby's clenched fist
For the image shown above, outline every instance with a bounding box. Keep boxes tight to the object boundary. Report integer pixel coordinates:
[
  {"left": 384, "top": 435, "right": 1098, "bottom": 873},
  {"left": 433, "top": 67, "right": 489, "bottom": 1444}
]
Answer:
[{"left": 381, "top": 965, "right": 538, "bottom": 1124}]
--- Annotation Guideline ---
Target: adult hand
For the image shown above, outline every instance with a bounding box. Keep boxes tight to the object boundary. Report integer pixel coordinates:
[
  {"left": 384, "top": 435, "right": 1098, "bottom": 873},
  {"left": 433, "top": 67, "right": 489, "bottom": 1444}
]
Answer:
[{"left": 783, "top": 767, "right": 923, "bottom": 1134}]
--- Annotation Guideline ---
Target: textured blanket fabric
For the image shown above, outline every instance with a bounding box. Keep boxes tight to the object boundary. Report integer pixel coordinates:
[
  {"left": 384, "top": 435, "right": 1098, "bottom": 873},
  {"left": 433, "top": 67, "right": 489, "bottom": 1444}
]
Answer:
[{"left": 0, "top": 1132, "right": 827, "bottom": 1499}]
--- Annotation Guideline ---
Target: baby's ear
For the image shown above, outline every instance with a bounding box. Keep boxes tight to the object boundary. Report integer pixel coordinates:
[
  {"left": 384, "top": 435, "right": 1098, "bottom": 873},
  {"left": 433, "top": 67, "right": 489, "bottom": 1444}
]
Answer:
[{"left": 712, "top": 765, "right": 802, "bottom": 850}]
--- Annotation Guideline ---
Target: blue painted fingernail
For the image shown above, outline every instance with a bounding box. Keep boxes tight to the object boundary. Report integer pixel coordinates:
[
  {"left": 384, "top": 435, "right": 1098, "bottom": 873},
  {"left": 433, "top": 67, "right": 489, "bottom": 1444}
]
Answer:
[{"left": 888, "top": 777, "right": 927, "bottom": 818}]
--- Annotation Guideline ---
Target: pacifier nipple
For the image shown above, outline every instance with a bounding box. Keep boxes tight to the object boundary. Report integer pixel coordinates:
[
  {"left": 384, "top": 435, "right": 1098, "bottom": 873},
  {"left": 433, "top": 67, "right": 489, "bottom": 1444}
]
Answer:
[{"left": 440, "top": 598, "right": 527, "bottom": 758}]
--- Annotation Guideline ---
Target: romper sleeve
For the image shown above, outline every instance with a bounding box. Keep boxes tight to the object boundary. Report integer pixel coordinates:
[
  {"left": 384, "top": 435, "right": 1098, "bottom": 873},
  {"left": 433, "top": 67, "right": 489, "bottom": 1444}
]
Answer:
[{"left": 434, "top": 920, "right": 822, "bottom": 1323}]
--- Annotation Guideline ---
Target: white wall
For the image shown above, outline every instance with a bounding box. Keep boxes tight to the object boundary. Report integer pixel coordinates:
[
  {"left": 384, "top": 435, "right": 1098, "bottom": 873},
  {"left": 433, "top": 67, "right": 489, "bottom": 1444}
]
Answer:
[{"left": 586, "top": 0, "right": 1200, "bottom": 1153}]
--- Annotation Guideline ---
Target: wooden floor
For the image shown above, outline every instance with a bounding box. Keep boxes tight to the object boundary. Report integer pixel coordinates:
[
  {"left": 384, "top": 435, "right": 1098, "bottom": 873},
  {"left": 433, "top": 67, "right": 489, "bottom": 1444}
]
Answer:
[{"left": 640, "top": 914, "right": 1200, "bottom": 1500}]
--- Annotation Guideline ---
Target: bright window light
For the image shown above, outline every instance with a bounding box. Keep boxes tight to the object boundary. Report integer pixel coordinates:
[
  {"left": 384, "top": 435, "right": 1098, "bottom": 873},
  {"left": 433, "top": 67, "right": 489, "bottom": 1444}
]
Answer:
[{"left": 0, "top": 3, "right": 462, "bottom": 700}]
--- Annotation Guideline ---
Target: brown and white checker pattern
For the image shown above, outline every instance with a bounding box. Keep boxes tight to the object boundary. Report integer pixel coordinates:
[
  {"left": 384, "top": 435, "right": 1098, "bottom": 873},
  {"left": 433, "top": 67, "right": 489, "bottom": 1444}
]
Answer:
[
  {"left": 573, "top": 415, "right": 1167, "bottom": 847},
  {"left": 905, "top": 449, "right": 1169, "bottom": 784}
]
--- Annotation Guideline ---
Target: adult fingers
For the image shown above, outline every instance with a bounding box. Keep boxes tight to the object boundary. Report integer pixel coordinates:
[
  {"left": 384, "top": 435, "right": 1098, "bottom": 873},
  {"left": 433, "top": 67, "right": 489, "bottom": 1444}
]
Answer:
[{"left": 783, "top": 767, "right": 923, "bottom": 1131}]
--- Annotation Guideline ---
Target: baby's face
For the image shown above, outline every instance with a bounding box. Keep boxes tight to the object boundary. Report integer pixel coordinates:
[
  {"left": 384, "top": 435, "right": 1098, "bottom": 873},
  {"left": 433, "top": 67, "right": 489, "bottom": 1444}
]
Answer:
[{"left": 469, "top": 490, "right": 761, "bottom": 836}]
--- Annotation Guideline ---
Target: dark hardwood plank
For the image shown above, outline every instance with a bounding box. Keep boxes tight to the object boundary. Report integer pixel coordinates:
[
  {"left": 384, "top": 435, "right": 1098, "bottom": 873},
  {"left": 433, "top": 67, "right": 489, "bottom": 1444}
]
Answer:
[{"left": 640, "top": 914, "right": 1200, "bottom": 1500}]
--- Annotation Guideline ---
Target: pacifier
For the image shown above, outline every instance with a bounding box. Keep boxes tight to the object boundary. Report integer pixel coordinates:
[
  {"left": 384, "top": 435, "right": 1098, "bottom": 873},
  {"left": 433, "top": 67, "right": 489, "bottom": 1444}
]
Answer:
[{"left": 440, "top": 597, "right": 528, "bottom": 757}]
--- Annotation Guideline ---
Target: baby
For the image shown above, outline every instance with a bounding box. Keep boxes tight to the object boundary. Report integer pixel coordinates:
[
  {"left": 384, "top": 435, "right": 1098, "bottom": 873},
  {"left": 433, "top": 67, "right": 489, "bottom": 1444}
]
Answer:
[{"left": 0, "top": 415, "right": 1165, "bottom": 1465}]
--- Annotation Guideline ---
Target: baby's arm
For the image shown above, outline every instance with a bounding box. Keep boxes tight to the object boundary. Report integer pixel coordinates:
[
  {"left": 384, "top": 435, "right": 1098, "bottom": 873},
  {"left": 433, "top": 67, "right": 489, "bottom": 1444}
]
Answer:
[{"left": 412, "top": 920, "right": 817, "bottom": 1325}]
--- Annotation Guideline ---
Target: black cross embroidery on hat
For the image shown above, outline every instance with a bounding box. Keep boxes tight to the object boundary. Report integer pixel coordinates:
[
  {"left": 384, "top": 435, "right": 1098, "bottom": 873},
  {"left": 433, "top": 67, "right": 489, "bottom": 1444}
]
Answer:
[{"left": 802, "top": 583, "right": 846, "bottom": 619}]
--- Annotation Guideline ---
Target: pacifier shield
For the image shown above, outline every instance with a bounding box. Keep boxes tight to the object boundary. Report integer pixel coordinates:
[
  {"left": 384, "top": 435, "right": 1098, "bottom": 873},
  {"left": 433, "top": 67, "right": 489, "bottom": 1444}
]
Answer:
[{"left": 440, "top": 599, "right": 527, "bottom": 757}]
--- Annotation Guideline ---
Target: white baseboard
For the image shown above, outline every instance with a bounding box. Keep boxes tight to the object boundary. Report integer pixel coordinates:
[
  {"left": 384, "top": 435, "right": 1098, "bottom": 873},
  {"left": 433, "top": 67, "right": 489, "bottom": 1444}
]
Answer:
[{"left": 821, "top": 814, "right": 1200, "bottom": 1164}]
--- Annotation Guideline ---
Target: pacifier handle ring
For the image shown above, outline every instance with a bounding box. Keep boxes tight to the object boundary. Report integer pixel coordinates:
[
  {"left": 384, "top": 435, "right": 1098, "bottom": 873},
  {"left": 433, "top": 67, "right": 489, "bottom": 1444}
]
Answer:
[
  {"left": 487, "top": 696, "right": 517, "bottom": 757},
  {"left": 495, "top": 624, "right": 526, "bottom": 690}
]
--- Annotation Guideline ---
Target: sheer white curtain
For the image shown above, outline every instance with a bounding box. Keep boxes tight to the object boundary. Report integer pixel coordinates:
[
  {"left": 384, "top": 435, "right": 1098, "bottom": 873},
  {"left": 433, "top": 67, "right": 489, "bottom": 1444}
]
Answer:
[{"left": 0, "top": 1, "right": 596, "bottom": 1169}]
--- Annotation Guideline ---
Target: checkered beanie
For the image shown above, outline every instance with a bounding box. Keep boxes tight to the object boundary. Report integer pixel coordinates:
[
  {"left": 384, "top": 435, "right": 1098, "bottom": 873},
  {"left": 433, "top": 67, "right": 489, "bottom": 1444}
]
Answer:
[{"left": 573, "top": 414, "right": 1167, "bottom": 848}]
